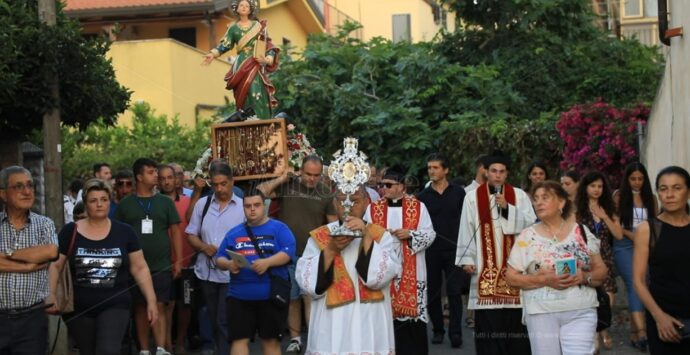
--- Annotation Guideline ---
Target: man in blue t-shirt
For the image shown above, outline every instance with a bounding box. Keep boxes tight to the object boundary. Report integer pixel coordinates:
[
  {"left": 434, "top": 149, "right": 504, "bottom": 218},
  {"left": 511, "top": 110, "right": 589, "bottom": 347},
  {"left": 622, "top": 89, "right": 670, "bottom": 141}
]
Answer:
[{"left": 216, "top": 189, "right": 296, "bottom": 355}]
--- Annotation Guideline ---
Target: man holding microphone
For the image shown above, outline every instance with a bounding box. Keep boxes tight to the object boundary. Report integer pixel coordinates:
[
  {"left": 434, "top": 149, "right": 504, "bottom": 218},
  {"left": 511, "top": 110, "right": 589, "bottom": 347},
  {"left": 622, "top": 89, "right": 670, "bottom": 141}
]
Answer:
[{"left": 456, "top": 151, "right": 536, "bottom": 355}]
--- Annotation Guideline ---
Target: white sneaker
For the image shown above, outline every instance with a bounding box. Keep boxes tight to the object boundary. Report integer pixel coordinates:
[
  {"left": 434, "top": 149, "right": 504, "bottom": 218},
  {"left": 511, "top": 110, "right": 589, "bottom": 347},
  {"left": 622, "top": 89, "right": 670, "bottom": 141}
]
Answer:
[
  {"left": 155, "top": 347, "right": 171, "bottom": 355},
  {"left": 286, "top": 339, "right": 302, "bottom": 354},
  {"left": 138, "top": 351, "right": 151, "bottom": 355}
]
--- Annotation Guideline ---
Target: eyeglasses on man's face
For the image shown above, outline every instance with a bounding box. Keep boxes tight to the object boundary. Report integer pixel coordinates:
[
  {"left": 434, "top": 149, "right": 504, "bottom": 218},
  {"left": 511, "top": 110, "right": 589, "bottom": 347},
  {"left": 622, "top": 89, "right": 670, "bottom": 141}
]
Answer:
[
  {"left": 379, "top": 182, "right": 400, "bottom": 189},
  {"left": 116, "top": 180, "right": 133, "bottom": 187},
  {"left": 5, "top": 182, "right": 34, "bottom": 193}
]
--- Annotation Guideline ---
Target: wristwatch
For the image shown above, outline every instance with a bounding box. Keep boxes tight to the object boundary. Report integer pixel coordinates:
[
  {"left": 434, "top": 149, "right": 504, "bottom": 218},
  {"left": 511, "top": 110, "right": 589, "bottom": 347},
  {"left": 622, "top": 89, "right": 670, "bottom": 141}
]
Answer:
[{"left": 585, "top": 273, "right": 593, "bottom": 287}]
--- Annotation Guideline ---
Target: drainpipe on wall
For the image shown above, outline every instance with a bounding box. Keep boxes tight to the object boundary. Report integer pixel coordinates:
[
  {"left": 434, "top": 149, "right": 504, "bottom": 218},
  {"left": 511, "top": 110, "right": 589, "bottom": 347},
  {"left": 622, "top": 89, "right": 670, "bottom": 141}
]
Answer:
[
  {"left": 205, "top": 10, "right": 216, "bottom": 51},
  {"left": 637, "top": 121, "right": 644, "bottom": 160},
  {"left": 658, "top": 0, "right": 671, "bottom": 46}
]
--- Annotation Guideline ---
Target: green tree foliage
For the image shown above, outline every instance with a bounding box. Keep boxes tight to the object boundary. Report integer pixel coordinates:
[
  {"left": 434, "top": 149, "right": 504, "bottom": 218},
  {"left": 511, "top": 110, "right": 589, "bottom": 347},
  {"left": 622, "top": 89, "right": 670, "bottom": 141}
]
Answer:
[
  {"left": 0, "top": 1, "right": 130, "bottom": 140},
  {"left": 437, "top": 0, "right": 663, "bottom": 119},
  {"left": 271, "top": 0, "right": 662, "bottom": 182},
  {"left": 273, "top": 23, "right": 526, "bottom": 178},
  {"left": 62, "top": 103, "right": 211, "bottom": 180}
]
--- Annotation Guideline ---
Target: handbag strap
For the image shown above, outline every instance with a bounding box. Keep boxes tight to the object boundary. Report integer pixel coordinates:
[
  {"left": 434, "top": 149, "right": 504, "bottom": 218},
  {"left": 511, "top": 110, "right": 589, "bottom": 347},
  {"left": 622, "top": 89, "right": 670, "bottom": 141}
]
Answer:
[
  {"left": 244, "top": 223, "right": 265, "bottom": 258},
  {"left": 244, "top": 223, "right": 275, "bottom": 277},
  {"left": 578, "top": 223, "right": 587, "bottom": 244},
  {"left": 67, "top": 223, "right": 79, "bottom": 258},
  {"left": 579, "top": 223, "right": 608, "bottom": 294},
  {"left": 198, "top": 194, "right": 213, "bottom": 236}
]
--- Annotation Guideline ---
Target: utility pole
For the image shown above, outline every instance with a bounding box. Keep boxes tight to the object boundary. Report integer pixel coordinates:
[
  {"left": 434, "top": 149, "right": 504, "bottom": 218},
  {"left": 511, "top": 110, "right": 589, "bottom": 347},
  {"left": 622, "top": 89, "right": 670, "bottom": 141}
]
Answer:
[
  {"left": 37, "top": 11, "right": 69, "bottom": 355},
  {"left": 38, "top": 0, "right": 63, "bottom": 229}
]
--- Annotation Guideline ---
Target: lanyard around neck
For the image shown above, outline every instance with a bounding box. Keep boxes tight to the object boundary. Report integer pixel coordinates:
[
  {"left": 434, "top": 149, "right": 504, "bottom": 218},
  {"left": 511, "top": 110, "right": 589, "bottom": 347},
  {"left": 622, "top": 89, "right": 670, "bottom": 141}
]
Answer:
[{"left": 136, "top": 197, "right": 153, "bottom": 217}]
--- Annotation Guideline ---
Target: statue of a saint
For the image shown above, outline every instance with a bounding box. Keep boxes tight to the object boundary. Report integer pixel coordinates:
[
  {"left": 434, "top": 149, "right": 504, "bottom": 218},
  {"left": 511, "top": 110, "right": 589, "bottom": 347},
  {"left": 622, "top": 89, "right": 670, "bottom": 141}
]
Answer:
[{"left": 202, "top": 0, "right": 280, "bottom": 119}]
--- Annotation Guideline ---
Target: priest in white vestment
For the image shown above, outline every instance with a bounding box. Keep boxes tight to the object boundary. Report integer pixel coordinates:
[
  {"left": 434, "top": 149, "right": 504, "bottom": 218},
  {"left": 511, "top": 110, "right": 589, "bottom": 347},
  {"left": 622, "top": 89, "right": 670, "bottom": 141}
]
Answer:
[
  {"left": 455, "top": 151, "right": 536, "bottom": 355},
  {"left": 364, "top": 167, "right": 436, "bottom": 355},
  {"left": 297, "top": 186, "right": 401, "bottom": 355}
]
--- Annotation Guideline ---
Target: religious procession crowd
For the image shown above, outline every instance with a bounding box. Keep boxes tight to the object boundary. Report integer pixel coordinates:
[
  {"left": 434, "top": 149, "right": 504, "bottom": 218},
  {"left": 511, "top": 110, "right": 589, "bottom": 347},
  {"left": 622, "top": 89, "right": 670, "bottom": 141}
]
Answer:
[{"left": 1, "top": 151, "right": 689, "bottom": 355}]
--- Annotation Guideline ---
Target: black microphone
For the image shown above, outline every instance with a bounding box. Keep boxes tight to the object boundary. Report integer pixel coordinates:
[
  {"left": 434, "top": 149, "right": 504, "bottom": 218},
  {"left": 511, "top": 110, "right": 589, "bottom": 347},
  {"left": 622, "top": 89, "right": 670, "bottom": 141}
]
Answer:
[{"left": 494, "top": 184, "right": 503, "bottom": 216}]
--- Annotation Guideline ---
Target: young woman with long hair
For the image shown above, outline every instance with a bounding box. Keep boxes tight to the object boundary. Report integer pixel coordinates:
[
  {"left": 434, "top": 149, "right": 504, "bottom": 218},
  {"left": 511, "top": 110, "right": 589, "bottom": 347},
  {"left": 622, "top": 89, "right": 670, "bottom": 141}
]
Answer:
[
  {"left": 613, "top": 162, "right": 658, "bottom": 350},
  {"left": 575, "top": 171, "right": 623, "bottom": 351}
]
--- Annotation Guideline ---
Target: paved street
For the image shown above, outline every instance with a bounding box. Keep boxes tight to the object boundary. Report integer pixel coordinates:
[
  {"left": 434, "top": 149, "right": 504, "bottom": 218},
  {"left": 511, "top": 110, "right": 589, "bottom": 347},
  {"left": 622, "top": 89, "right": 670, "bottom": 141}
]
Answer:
[
  {"left": 245, "top": 287, "right": 649, "bottom": 354},
  {"left": 244, "top": 306, "right": 647, "bottom": 354},
  {"left": 247, "top": 277, "right": 649, "bottom": 354},
  {"left": 429, "top": 276, "right": 651, "bottom": 354},
  {"left": 87, "top": 279, "right": 646, "bottom": 354}
]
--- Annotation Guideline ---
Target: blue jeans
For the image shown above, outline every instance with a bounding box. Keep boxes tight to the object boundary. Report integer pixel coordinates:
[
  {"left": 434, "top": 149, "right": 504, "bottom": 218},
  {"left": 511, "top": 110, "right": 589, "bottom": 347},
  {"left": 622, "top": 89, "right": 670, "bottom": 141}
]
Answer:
[
  {"left": 0, "top": 307, "right": 48, "bottom": 355},
  {"left": 613, "top": 241, "right": 644, "bottom": 312}
]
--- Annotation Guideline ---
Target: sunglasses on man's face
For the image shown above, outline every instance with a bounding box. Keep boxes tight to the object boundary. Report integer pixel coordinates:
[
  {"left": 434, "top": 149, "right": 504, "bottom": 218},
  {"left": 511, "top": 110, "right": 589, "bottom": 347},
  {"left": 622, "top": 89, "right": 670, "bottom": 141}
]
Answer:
[
  {"left": 379, "top": 182, "right": 400, "bottom": 189},
  {"left": 116, "top": 180, "right": 133, "bottom": 187}
]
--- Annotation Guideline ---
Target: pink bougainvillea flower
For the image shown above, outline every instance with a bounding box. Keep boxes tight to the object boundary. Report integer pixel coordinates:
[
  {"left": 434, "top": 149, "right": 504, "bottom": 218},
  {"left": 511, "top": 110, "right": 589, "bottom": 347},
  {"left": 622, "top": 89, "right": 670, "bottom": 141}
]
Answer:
[{"left": 557, "top": 101, "right": 650, "bottom": 188}]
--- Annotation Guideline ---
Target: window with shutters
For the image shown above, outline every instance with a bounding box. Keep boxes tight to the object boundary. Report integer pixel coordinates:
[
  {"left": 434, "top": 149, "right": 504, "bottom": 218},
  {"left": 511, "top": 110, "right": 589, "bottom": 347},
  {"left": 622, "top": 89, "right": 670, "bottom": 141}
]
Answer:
[{"left": 392, "top": 14, "right": 411, "bottom": 43}]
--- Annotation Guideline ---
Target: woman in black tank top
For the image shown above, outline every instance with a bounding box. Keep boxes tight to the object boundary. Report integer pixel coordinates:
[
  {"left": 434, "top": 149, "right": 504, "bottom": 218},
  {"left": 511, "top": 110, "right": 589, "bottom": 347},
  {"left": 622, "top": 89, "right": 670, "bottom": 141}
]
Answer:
[{"left": 632, "top": 166, "right": 690, "bottom": 354}]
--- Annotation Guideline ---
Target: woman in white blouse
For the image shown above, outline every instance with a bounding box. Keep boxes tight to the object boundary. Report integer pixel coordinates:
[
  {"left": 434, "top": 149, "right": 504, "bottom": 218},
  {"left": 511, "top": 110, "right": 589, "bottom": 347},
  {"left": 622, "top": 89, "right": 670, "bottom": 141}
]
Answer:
[{"left": 505, "top": 181, "right": 608, "bottom": 355}]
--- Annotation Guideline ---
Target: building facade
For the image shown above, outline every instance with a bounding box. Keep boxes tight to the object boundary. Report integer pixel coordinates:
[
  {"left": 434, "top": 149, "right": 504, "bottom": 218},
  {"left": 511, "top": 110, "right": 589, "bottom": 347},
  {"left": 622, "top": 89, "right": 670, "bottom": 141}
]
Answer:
[
  {"left": 643, "top": 0, "right": 689, "bottom": 178},
  {"left": 326, "top": 0, "right": 456, "bottom": 43},
  {"left": 592, "top": 0, "right": 661, "bottom": 47},
  {"left": 64, "top": 0, "right": 325, "bottom": 126}
]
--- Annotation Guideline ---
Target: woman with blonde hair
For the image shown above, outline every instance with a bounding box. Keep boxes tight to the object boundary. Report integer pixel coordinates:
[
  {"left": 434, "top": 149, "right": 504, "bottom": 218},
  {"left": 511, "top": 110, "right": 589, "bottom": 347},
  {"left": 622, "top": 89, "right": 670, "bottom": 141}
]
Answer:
[{"left": 47, "top": 179, "right": 159, "bottom": 355}]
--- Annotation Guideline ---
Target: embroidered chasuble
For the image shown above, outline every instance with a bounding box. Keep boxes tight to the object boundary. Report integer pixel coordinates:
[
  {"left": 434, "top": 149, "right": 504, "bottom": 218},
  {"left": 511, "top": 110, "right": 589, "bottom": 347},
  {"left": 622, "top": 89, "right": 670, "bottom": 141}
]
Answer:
[
  {"left": 308, "top": 224, "right": 386, "bottom": 307},
  {"left": 296, "top": 221, "right": 401, "bottom": 355},
  {"left": 455, "top": 183, "right": 536, "bottom": 310},
  {"left": 365, "top": 196, "right": 436, "bottom": 322}
]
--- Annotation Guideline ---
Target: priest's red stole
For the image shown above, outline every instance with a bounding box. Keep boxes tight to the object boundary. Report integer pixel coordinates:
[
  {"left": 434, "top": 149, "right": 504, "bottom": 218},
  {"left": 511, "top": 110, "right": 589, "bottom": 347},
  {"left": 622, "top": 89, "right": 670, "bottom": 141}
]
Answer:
[
  {"left": 476, "top": 183, "right": 521, "bottom": 305},
  {"left": 370, "top": 196, "right": 421, "bottom": 318}
]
